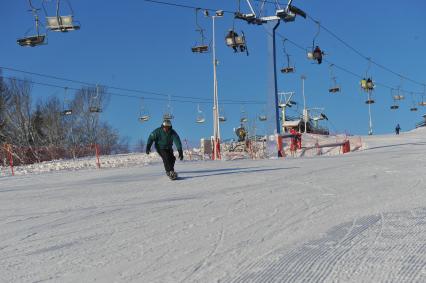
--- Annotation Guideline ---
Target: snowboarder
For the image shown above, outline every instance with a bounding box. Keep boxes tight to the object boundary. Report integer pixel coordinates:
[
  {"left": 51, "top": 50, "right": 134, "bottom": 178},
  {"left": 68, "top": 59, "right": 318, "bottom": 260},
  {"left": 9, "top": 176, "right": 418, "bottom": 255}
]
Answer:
[
  {"left": 395, "top": 124, "right": 401, "bottom": 135},
  {"left": 146, "top": 119, "right": 183, "bottom": 180}
]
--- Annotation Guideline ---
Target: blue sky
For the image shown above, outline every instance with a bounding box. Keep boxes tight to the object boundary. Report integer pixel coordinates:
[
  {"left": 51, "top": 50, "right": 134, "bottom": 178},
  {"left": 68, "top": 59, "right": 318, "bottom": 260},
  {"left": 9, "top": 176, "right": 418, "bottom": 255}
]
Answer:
[{"left": 2, "top": 0, "right": 426, "bottom": 145}]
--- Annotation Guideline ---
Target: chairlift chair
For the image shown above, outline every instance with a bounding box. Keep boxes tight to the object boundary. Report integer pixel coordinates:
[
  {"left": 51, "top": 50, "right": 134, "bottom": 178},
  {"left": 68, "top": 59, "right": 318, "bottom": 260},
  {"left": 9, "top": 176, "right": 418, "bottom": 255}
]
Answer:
[
  {"left": 89, "top": 106, "right": 102, "bottom": 113},
  {"left": 419, "top": 101, "right": 426, "bottom": 107},
  {"left": 307, "top": 22, "right": 324, "bottom": 64},
  {"left": 329, "top": 86, "right": 341, "bottom": 93},
  {"left": 18, "top": 35, "right": 46, "bottom": 47},
  {"left": 281, "top": 39, "right": 295, "bottom": 73},
  {"left": 46, "top": 15, "right": 80, "bottom": 32},
  {"left": 192, "top": 8, "right": 209, "bottom": 53},
  {"left": 61, "top": 87, "right": 72, "bottom": 115},
  {"left": 89, "top": 85, "right": 102, "bottom": 113},
  {"left": 195, "top": 104, "right": 205, "bottom": 123},
  {"left": 61, "top": 98, "right": 72, "bottom": 115},
  {"left": 138, "top": 99, "right": 150, "bottom": 122},
  {"left": 18, "top": 1, "right": 47, "bottom": 47},
  {"left": 44, "top": 0, "right": 80, "bottom": 32},
  {"left": 275, "top": 2, "right": 307, "bottom": 22},
  {"left": 163, "top": 113, "right": 174, "bottom": 120},
  {"left": 281, "top": 66, "right": 295, "bottom": 74},
  {"left": 328, "top": 64, "right": 341, "bottom": 93},
  {"left": 307, "top": 46, "right": 324, "bottom": 64},
  {"left": 258, "top": 115, "right": 267, "bottom": 122},
  {"left": 62, "top": 109, "right": 72, "bottom": 115},
  {"left": 365, "top": 99, "right": 375, "bottom": 104},
  {"left": 390, "top": 89, "right": 399, "bottom": 110},
  {"left": 361, "top": 78, "right": 375, "bottom": 92},
  {"left": 234, "top": 12, "right": 265, "bottom": 25},
  {"left": 196, "top": 117, "right": 206, "bottom": 123},
  {"left": 225, "top": 30, "right": 248, "bottom": 55},
  {"left": 240, "top": 108, "right": 248, "bottom": 123},
  {"left": 139, "top": 115, "right": 150, "bottom": 122},
  {"left": 410, "top": 92, "right": 418, "bottom": 111},
  {"left": 219, "top": 116, "right": 227, "bottom": 122}
]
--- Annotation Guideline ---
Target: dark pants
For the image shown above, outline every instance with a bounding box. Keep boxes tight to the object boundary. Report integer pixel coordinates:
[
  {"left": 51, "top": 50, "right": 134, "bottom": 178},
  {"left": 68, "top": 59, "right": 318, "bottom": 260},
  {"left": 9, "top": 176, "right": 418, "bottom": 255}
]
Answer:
[{"left": 157, "top": 149, "right": 176, "bottom": 173}]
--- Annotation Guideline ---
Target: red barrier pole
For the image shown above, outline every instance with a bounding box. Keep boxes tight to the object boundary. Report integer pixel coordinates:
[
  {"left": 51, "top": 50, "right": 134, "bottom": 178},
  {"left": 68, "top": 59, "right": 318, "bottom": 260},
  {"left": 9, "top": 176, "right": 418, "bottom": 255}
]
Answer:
[
  {"left": 215, "top": 138, "right": 221, "bottom": 160},
  {"left": 277, "top": 135, "right": 284, "bottom": 158},
  {"left": 5, "top": 144, "right": 14, "bottom": 176},
  {"left": 95, "top": 144, "right": 101, "bottom": 169}
]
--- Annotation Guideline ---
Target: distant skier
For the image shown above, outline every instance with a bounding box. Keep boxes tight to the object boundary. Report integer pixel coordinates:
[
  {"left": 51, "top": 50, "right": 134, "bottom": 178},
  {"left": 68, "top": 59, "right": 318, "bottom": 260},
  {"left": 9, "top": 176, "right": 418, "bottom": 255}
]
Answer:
[
  {"left": 395, "top": 124, "right": 401, "bottom": 135},
  {"left": 146, "top": 119, "right": 183, "bottom": 180}
]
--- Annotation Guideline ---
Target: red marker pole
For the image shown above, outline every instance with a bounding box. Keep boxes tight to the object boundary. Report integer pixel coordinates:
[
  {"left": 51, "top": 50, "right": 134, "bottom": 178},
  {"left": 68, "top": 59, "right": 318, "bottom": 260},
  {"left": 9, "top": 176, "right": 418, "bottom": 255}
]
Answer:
[
  {"left": 95, "top": 144, "right": 101, "bottom": 169},
  {"left": 6, "top": 144, "right": 14, "bottom": 176}
]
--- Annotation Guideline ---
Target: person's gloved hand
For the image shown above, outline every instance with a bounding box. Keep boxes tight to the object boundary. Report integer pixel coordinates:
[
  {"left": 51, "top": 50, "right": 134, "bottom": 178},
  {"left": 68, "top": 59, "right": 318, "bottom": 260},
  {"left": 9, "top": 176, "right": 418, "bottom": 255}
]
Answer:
[
  {"left": 146, "top": 149, "right": 150, "bottom": 155},
  {"left": 178, "top": 149, "right": 183, "bottom": 161}
]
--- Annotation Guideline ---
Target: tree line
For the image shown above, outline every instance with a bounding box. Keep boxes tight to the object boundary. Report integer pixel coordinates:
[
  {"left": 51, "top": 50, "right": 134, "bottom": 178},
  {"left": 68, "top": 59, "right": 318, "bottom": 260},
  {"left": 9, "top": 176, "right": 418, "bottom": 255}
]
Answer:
[{"left": 0, "top": 72, "right": 130, "bottom": 165}]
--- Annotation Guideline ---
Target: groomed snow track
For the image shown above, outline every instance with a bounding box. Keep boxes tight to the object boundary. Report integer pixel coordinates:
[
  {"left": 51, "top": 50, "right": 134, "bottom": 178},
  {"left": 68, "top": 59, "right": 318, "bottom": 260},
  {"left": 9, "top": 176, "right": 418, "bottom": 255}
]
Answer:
[{"left": 1, "top": 129, "right": 426, "bottom": 282}]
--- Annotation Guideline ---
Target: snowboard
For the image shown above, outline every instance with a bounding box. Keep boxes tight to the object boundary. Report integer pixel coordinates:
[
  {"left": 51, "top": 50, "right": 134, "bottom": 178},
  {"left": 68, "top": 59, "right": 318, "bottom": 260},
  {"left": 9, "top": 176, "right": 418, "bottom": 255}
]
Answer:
[{"left": 168, "top": 171, "right": 178, "bottom": 180}]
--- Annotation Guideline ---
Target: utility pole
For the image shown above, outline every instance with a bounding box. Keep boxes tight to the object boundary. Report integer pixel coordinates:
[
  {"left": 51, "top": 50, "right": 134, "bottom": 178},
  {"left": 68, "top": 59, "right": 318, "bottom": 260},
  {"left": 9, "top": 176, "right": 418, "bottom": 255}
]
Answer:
[
  {"left": 233, "top": 0, "right": 307, "bottom": 156},
  {"left": 273, "top": 21, "right": 281, "bottom": 137},
  {"left": 207, "top": 10, "right": 224, "bottom": 160},
  {"left": 301, "top": 75, "right": 308, "bottom": 133},
  {"left": 367, "top": 91, "right": 373, "bottom": 135}
]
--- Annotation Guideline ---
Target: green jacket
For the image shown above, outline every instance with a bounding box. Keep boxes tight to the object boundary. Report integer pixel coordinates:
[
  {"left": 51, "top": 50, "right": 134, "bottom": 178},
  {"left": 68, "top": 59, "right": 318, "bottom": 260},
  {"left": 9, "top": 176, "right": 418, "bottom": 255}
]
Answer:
[{"left": 146, "top": 126, "right": 182, "bottom": 152}]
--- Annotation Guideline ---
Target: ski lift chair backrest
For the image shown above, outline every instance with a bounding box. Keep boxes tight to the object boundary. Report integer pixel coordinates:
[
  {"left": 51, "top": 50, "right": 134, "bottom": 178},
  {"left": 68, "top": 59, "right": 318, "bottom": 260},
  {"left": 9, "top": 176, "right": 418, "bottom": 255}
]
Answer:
[{"left": 46, "top": 15, "right": 80, "bottom": 31}]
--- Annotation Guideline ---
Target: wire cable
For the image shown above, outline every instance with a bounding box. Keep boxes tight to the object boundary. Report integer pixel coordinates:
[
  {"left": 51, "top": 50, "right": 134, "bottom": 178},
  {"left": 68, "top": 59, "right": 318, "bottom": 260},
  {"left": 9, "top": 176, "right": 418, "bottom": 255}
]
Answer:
[
  {"left": 144, "top": 0, "right": 426, "bottom": 91},
  {"left": 0, "top": 66, "right": 265, "bottom": 104},
  {"left": 1, "top": 75, "right": 265, "bottom": 105}
]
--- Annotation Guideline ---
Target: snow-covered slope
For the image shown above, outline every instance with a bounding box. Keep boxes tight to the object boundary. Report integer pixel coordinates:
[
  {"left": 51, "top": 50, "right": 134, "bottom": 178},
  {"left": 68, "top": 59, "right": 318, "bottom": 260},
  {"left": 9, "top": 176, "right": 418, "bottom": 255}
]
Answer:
[{"left": 1, "top": 128, "right": 426, "bottom": 282}]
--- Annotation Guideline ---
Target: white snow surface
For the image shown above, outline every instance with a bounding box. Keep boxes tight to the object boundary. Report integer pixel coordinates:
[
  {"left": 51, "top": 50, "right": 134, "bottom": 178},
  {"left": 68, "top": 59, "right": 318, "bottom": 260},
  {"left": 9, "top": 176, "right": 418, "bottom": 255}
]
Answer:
[{"left": 1, "top": 128, "right": 426, "bottom": 282}]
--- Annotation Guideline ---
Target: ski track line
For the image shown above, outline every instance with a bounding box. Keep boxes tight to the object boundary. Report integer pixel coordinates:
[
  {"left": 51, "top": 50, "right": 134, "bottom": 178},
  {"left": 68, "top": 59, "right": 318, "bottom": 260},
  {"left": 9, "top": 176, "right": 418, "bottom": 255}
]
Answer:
[
  {"left": 178, "top": 191, "right": 246, "bottom": 283},
  {"left": 396, "top": 210, "right": 421, "bottom": 281},
  {"left": 331, "top": 212, "right": 384, "bottom": 282},
  {"left": 229, "top": 183, "right": 338, "bottom": 283},
  {"left": 288, "top": 215, "right": 379, "bottom": 283},
  {"left": 230, "top": 206, "right": 350, "bottom": 282},
  {"left": 230, "top": 215, "right": 381, "bottom": 282},
  {"left": 179, "top": 223, "right": 225, "bottom": 283},
  {"left": 388, "top": 208, "right": 426, "bottom": 282}
]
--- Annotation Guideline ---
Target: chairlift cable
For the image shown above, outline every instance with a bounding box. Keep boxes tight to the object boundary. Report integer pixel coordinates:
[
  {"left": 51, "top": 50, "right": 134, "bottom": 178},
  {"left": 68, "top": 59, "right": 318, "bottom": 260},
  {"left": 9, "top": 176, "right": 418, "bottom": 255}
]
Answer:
[
  {"left": 0, "top": 66, "right": 264, "bottom": 103},
  {"left": 0, "top": 75, "right": 264, "bottom": 106},
  {"left": 144, "top": 0, "right": 426, "bottom": 88},
  {"left": 305, "top": 14, "right": 426, "bottom": 87}
]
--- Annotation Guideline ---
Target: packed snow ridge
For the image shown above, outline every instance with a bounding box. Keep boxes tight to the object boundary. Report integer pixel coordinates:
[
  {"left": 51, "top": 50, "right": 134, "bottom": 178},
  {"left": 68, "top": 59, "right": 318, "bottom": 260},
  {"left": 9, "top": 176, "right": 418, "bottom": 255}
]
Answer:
[{"left": 1, "top": 128, "right": 426, "bottom": 282}]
